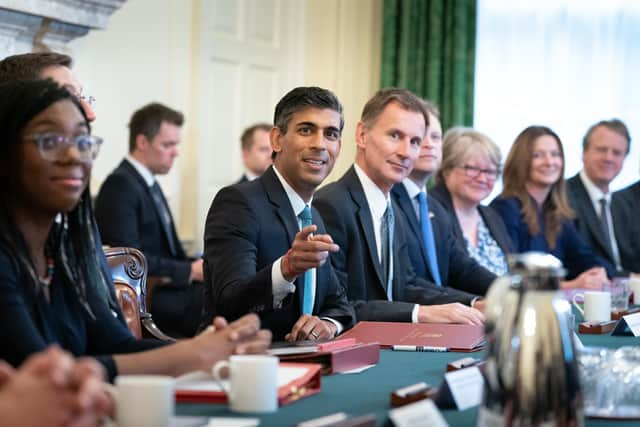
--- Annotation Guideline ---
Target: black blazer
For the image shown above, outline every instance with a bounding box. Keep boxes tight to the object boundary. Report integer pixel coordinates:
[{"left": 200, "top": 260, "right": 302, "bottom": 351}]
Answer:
[
  {"left": 391, "top": 183, "right": 496, "bottom": 296},
  {"left": 566, "top": 174, "right": 640, "bottom": 273},
  {"left": 429, "top": 183, "right": 515, "bottom": 256},
  {"left": 202, "top": 167, "right": 355, "bottom": 340},
  {"left": 95, "top": 159, "right": 191, "bottom": 285},
  {"left": 313, "top": 166, "right": 476, "bottom": 323}
]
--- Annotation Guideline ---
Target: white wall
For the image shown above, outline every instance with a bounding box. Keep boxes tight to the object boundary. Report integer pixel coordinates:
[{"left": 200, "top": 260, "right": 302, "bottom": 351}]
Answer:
[{"left": 63, "top": 0, "right": 383, "bottom": 249}]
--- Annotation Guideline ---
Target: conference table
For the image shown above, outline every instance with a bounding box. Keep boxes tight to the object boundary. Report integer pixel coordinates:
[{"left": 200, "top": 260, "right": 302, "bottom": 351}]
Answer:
[{"left": 177, "top": 328, "right": 639, "bottom": 426}]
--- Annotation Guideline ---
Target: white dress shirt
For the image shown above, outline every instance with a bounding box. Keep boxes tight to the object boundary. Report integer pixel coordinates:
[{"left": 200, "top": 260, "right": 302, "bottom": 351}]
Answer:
[{"left": 354, "top": 165, "right": 419, "bottom": 322}]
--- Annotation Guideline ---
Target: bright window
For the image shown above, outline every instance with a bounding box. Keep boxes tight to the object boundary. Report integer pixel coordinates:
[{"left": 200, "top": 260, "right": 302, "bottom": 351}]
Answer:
[{"left": 474, "top": 0, "right": 640, "bottom": 199}]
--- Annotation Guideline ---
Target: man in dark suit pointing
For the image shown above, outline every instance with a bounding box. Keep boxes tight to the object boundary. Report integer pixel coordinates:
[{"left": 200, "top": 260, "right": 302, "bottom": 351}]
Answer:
[
  {"left": 202, "top": 87, "right": 355, "bottom": 341},
  {"left": 95, "top": 103, "right": 203, "bottom": 337}
]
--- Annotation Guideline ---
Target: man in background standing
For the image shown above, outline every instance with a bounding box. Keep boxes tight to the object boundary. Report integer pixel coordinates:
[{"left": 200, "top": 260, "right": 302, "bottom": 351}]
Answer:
[{"left": 237, "top": 123, "right": 273, "bottom": 183}]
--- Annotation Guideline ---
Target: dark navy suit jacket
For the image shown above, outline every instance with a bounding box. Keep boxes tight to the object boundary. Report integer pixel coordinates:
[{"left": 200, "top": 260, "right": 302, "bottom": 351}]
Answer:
[
  {"left": 490, "top": 195, "right": 615, "bottom": 279},
  {"left": 95, "top": 159, "right": 191, "bottom": 284},
  {"left": 314, "top": 167, "right": 477, "bottom": 323},
  {"left": 202, "top": 167, "right": 355, "bottom": 340},
  {"left": 391, "top": 183, "right": 496, "bottom": 296}
]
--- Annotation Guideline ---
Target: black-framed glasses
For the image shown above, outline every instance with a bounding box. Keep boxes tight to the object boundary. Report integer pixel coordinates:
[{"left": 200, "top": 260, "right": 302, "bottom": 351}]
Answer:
[
  {"left": 26, "top": 133, "right": 103, "bottom": 162},
  {"left": 458, "top": 164, "right": 501, "bottom": 180}
]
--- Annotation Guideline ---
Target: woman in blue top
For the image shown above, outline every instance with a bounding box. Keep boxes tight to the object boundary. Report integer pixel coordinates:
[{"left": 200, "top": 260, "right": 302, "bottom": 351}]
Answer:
[
  {"left": 490, "top": 125, "right": 613, "bottom": 289},
  {"left": 0, "top": 79, "right": 271, "bottom": 381}
]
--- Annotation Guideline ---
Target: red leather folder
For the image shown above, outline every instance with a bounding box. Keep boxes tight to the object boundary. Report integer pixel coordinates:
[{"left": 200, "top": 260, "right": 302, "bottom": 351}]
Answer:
[
  {"left": 175, "top": 362, "right": 322, "bottom": 406},
  {"left": 278, "top": 342, "right": 380, "bottom": 374},
  {"left": 338, "top": 321, "right": 485, "bottom": 352}
]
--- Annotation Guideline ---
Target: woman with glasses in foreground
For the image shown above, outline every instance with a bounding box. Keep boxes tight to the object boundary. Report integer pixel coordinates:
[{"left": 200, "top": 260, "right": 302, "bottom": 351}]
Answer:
[
  {"left": 490, "top": 125, "right": 614, "bottom": 288},
  {"left": 0, "top": 79, "right": 271, "bottom": 382},
  {"left": 431, "top": 127, "right": 513, "bottom": 276}
]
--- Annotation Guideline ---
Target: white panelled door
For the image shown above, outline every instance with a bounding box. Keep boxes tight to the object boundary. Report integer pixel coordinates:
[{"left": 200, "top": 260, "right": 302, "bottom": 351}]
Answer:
[{"left": 195, "top": 0, "right": 304, "bottom": 251}]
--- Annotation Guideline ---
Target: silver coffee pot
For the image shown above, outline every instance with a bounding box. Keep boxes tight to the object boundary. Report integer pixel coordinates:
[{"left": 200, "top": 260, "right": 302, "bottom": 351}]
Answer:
[{"left": 478, "top": 252, "right": 583, "bottom": 426}]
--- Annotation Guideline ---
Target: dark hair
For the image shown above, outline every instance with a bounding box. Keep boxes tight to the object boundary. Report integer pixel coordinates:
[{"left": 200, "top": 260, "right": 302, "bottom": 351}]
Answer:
[
  {"left": 360, "top": 88, "right": 429, "bottom": 130},
  {"left": 0, "top": 79, "right": 113, "bottom": 318},
  {"left": 0, "top": 52, "right": 72, "bottom": 85},
  {"left": 272, "top": 87, "right": 343, "bottom": 160},
  {"left": 128, "top": 102, "right": 184, "bottom": 152},
  {"left": 501, "top": 125, "right": 574, "bottom": 249},
  {"left": 273, "top": 87, "right": 343, "bottom": 134},
  {"left": 241, "top": 123, "right": 272, "bottom": 151},
  {"left": 582, "top": 118, "right": 631, "bottom": 155}
]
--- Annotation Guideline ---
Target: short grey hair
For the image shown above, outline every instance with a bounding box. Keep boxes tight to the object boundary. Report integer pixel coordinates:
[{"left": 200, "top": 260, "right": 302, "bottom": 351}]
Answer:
[{"left": 436, "top": 126, "right": 502, "bottom": 184}]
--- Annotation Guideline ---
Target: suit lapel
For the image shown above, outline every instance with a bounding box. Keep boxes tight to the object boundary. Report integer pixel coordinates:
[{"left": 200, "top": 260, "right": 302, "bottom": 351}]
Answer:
[
  {"left": 261, "top": 167, "right": 305, "bottom": 309},
  {"left": 121, "top": 160, "right": 178, "bottom": 256},
  {"left": 344, "top": 168, "right": 385, "bottom": 290},
  {"left": 262, "top": 167, "right": 299, "bottom": 244},
  {"left": 571, "top": 176, "right": 613, "bottom": 259},
  {"left": 392, "top": 184, "right": 429, "bottom": 267}
]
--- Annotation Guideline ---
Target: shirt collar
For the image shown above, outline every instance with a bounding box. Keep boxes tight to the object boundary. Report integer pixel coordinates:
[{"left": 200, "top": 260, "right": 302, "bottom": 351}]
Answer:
[
  {"left": 244, "top": 170, "right": 259, "bottom": 181},
  {"left": 402, "top": 178, "right": 423, "bottom": 200},
  {"left": 272, "top": 166, "right": 309, "bottom": 216},
  {"left": 354, "top": 163, "right": 390, "bottom": 220},
  {"left": 126, "top": 155, "right": 155, "bottom": 187},
  {"left": 579, "top": 169, "right": 610, "bottom": 203}
]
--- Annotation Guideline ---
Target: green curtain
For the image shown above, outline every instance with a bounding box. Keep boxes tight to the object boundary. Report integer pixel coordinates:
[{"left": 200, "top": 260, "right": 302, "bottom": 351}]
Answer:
[{"left": 381, "top": 0, "right": 477, "bottom": 130}]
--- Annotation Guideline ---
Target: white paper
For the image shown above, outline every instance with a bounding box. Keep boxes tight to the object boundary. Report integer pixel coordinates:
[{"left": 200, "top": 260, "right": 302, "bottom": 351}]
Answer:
[
  {"left": 338, "top": 364, "right": 376, "bottom": 374},
  {"left": 175, "top": 366, "right": 310, "bottom": 392},
  {"left": 207, "top": 417, "right": 259, "bottom": 427},
  {"left": 622, "top": 312, "right": 640, "bottom": 336},
  {"left": 444, "top": 366, "right": 484, "bottom": 411},
  {"left": 388, "top": 399, "right": 448, "bottom": 427}
]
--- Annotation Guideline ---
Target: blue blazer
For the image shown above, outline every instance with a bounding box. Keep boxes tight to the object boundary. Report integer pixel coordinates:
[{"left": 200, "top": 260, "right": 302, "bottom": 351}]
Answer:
[
  {"left": 202, "top": 166, "right": 355, "bottom": 340},
  {"left": 391, "top": 183, "right": 496, "bottom": 296},
  {"left": 490, "top": 195, "right": 615, "bottom": 279},
  {"left": 313, "top": 166, "right": 477, "bottom": 323}
]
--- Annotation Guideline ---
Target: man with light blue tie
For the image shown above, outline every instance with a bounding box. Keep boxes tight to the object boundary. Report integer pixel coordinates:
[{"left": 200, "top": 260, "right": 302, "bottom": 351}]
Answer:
[
  {"left": 202, "top": 87, "right": 355, "bottom": 341},
  {"left": 391, "top": 101, "right": 496, "bottom": 299},
  {"left": 315, "top": 89, "right": 485, "bottom": 324}
]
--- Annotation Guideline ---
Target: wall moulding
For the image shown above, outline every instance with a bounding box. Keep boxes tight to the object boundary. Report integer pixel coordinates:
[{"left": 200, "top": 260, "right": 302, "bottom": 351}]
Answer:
[{"left": 0, "top": 0, "right": 126, "bottom": 55}]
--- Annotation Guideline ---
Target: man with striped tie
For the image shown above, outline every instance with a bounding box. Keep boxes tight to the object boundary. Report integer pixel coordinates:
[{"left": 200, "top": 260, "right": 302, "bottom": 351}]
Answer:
[
  {"left": 202, "top": 87, "right": 355, "bottom": 341},
  {"left": 314, "top": 89, "right": 485, "bottom": 325}
]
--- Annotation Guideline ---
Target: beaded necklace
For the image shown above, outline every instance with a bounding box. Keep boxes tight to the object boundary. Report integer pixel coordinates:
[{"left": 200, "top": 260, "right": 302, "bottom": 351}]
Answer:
[{"left": 39, "top": 249, "right": 55, "bottom": 288}]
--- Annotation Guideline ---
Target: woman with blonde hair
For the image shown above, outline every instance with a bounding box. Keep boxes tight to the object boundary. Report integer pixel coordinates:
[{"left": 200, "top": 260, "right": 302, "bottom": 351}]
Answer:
[
  {"left": 490, "top": 125, "right": 614, "bottom": 288},
  {"left": 432, "top": 127, "right": 513, "bottom": 276}
]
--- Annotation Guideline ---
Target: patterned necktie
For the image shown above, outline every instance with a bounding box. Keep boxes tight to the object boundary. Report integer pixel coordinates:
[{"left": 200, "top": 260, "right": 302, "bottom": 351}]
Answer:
[
  {"left": 298, "top": 205, "right": 314, "bottom": 315},
  {"left": 149, "top": 182, "right": 177, "bottom": 256},
  {"left": 380, "top": 201, "right": 394, "bottom": 300},
  {"left": 417, "top": 192, "right": 442, "bottom": 286},
  {"left": 599, "top": 197, "right": 613, "bottom": 255}
]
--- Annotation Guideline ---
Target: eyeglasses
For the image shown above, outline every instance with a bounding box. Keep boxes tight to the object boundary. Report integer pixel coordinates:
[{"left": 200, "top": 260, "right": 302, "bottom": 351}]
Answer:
[
  {"left": 26, "top": 133, "right": 103, "bottom": 162},
  {"left": 79, "top": 94, "right": 96, "bottom": 106},
  {"left": 458, "top": 164, "right": 501, "bottom": 180}
]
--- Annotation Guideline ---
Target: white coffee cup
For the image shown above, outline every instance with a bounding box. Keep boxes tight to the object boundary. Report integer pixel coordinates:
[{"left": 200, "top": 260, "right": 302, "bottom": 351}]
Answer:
[
  {"left": 212, "top": 355, "right": 278, "bottom": 413},
  {"left": 112, "top": 375, "right": 175, "bottom": 427},
  {"left": 572, "top": 291, "right": 611, "bottom": 323},
  {"left": 627, "top": 277, "right": 640, "bottom": 305}
]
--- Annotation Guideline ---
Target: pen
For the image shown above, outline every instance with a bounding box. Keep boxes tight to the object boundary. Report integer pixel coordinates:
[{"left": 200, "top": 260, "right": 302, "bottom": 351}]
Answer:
[{"left": 392, "top": 345, "right": 448, "bottom": 352}]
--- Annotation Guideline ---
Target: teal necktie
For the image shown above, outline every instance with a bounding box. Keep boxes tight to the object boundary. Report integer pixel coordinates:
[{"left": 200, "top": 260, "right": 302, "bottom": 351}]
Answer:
[{"left": 298, "top": 205, "right": 314, "bottom": 314}]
